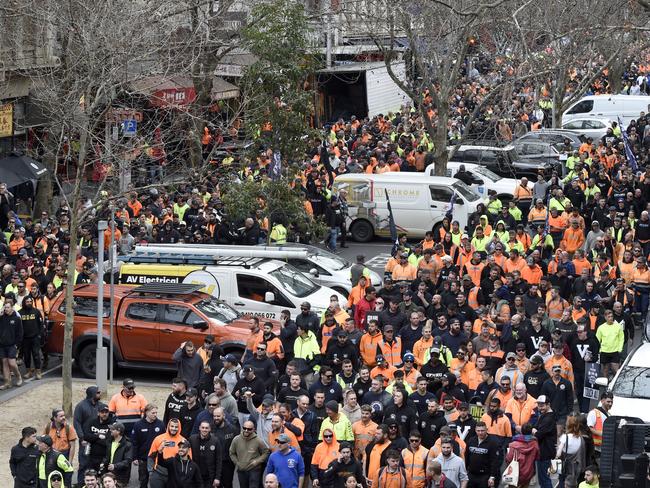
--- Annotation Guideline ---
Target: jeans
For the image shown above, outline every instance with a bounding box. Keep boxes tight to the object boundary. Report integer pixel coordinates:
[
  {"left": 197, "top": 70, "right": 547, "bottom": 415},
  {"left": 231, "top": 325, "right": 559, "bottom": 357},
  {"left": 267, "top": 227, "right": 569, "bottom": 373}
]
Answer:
[
  {"left": 328, "top": 227, "right": 339, "bottom": 251},
  {"left": 237, "top": 467, "right": 263, "bottom": 488},
  {"left": 22, "top": 336, "right": 41, "bottom": 369},
  {"left": 536, "top": 460, "right": 553, "bottom": 488},
  {"left": 635, "top": 290, "right": 649, "bottom": 320},
  {"left": 137, "top": 460, "right": 149, "bottom": 488}
]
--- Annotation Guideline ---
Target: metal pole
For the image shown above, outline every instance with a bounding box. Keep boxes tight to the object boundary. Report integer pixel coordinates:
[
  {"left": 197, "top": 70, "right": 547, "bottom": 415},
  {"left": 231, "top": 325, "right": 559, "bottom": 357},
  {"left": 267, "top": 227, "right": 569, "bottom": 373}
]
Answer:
[
  {"left": 109, "top": 210, "right": 115, "bottom": 383},
  {"left": 96, "top": 220, "right": 108, "bottom": 392}
]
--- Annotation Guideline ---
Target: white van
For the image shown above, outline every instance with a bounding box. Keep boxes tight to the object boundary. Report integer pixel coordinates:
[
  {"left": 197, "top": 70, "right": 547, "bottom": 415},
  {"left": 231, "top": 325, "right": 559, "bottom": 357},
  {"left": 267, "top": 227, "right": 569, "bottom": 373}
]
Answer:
[
  {"left": 562, "top": 95, "right": 650, "bottom": 128},
  {"left": 332, "top": 173, "right": 480, "bottom": 242},
  {"left": 131, "top": 243, "right": 381, "bottom": 295},
  {"left": 424, "top": 162, "right": 528, "bottom": 201},
  {"left": 118, "top": 257, "right": 346, "bottom": 320}
]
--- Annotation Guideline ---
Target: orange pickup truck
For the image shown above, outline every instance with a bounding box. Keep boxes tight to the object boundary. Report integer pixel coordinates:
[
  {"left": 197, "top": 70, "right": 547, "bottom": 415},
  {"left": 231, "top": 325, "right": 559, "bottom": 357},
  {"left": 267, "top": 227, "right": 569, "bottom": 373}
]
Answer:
[{"left": 46, "top": 283, "right": 269, "bottom": 377}]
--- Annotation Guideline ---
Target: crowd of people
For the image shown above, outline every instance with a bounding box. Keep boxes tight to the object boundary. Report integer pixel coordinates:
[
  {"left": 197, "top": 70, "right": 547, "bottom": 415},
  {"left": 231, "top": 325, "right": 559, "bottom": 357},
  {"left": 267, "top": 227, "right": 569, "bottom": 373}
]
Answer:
[{"left": 4, "top": 54, "right": 650, "bottom": 488}]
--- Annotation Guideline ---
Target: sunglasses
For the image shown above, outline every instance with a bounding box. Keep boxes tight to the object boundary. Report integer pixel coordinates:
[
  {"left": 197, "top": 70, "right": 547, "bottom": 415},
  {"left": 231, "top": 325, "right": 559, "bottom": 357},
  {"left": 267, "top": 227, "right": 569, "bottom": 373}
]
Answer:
[
  {"left": 500, "top": 383, "right": 510, "bottom": 387},
  {"left": 323, "top": 434, "right": 333, "bottom": 438},
  {"left": 507, "top": 357, "right": 515, "bottom": 361},
  {"left": 409, "top": 438, "right": 420, "bottom": 442},
  {"left": 208, "top": 403, "right": 219, "bottom": 407},
  {"left": 404, "top": 359, "right": 414, "bottom": 363},
  {"left": 242, "top": 427, "right": 253, "bottom": 431},
  {"left": 323, "top": 374, "right": 333, "bottom": 379},
  {"left": 257, "top": 348, "right": 266, "bottom": 351},
  {"left": 277, "top": 440, "right": 288, "bottom": 444}
]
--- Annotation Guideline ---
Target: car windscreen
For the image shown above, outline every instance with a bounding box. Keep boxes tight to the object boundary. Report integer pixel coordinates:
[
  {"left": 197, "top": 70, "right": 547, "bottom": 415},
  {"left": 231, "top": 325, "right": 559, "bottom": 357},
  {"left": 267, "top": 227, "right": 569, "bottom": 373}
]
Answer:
[
  {"left": 309, "top": 248, "right": 349, "bottom": 271},
  {"left": 472, "top": 166, "right": 501, "bottom": 182},
  {"left": 452, "top": 181, "right": 480, "bottom": 202},
  {"left": 270, "top": 264, "right": 320, "bottom": 298},
  {"left": 611, "top": 366, "right": 650, "bottom": 400},
  {"left": 195, "top": 297, "right": 240, "bottom": 323}
]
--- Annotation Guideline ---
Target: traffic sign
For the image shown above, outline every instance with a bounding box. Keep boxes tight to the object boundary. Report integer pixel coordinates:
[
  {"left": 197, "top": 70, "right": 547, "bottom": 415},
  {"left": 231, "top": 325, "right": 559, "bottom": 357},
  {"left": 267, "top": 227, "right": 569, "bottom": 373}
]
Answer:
[{"left": 123, "top": 119, "right": 137, "bottom": 137}]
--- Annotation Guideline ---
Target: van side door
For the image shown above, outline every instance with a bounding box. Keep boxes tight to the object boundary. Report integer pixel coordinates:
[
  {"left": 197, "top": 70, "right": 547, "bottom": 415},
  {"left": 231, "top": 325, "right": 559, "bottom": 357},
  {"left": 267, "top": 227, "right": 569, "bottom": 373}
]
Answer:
[
  {"left": 234, "top": 273, "right": 294, "bottom": 320},
  {"left": 428, "top": 186, "right": 455, "bottom": 231}
]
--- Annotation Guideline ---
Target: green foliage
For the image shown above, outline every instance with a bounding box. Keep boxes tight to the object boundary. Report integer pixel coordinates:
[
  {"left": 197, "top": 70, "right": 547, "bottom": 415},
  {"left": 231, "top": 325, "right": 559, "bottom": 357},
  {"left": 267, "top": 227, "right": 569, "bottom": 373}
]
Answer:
[
  {"left": 221, "top": 179, "right": 326, "bottom": 241},
  {"left": 241, "top": 0, "right": 317, "bottom": 164}
]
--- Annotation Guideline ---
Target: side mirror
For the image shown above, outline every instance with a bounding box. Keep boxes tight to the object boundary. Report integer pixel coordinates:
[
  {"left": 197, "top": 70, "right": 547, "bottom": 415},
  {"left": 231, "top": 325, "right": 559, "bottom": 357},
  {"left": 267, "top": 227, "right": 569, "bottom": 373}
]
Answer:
[
  {"left": 309, "top": 268, "right": 319, "bottom": 277},
  {"left": 265, "top": 292, "right": 275, "bottom": 303},
  {"left": 192, "top": 320, "right": 208, "bottom": 330},
  {"left": 594, "top": 377, "right": 609, "bottom": 388}
]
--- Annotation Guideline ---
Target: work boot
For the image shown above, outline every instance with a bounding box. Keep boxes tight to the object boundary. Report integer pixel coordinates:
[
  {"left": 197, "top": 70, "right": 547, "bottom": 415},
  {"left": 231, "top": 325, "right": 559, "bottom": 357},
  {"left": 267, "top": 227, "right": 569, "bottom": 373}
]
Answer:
[
  {"left": 23, "top": 369, "right": 34, "bottom": 379},
  {"left": 35, "top": 369, "right": 42, "bottom": 380},
  {"left": 0, "top": 381, "right": 11, "bottom": 390},
  {"left": 14, "top": 374, "right": 23, "bottom": 387}
]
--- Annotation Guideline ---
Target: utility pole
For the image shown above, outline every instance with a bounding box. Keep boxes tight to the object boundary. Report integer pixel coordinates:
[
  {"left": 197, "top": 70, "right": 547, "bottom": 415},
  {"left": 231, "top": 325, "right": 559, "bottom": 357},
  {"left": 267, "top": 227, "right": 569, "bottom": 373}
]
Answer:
[{"left": 96, "top": 220, "right": 108, "bottom": 392}]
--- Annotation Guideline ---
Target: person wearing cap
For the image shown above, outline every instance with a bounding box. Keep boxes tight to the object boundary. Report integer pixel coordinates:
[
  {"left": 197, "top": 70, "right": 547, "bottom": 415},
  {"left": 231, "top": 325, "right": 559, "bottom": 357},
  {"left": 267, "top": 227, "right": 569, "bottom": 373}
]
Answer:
[
  {"left": 108, "top": 378, "right": 148, "bottom": 438},
  {"left": 321, "top": 441, "right": 365, "bottom": 487},
  {"left": 36, "top": 434, "right": 74, "bottom": 488},
  {"left": 265, "top": 431, "right": 304, "bottom": 488},
  {"left": 532, "top": 395, "right": 556, "bottom": 488},
  {"left": 81, "top": 403, "right": 114, "bottom": 474},
  {"left": 10, "top": 426, "right": 39, "bottom": 488},
  {"left": 217, "top": 354, "right": 242, "bottom": 394},
  {"left": 100, "top": 422, "right": 132, "bottom": 485},
  {"left": 233, "top": 365, "right": 267, "bottom": 425},
  {"left": 544, "top": 339, "right": 575, "bottom": 386},
  {"left": 540, "top": 362, "right": 574, "bottom": 436},
  {"left": 324, "top": 328, "right": 358, "bottom": 375},
  {"left": 495, "top": 352, "right": 524, "bottom": 387},
  {"left": 391, "top": 251, "right": 417, "bottom": 282},
  {"left": 153, "top": 438, "right": 203, "bottom": 487}
]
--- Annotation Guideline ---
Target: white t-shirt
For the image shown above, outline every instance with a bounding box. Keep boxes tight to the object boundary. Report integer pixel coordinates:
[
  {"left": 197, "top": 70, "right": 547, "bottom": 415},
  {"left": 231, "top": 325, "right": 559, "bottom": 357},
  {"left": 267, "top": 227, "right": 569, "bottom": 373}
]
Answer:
[{"left": 556, "top": 433, "right": 582, "bottom": 457}]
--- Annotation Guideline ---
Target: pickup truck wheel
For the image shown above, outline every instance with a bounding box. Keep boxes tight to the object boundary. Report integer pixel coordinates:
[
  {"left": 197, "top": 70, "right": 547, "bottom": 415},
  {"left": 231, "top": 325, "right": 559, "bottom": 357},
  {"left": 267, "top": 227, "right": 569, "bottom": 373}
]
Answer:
[
  {"left": 77, "top": 343, "right": 102, "bottom": 378},
  {"left": 350, "top": 220, "right": 374, "bottom": 242}
]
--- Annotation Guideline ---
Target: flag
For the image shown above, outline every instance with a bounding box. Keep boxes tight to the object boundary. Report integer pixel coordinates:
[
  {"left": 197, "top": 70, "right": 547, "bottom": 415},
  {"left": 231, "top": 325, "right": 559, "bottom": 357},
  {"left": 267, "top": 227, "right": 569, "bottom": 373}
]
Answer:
[
  {"left": 385, "top": 189, "right": 400, "bottom": 255},
  {"left": 618, "top": 117, "right": 639, "bottom": 172},
  {"left": 445, "top": 192, "right": 457, "bottom": 220},
  {"left": 544, "top": 192, "right": 551, "bottom": 235},
  {"left": 269, "top": 150, "right": 282, "bottom": 180}
]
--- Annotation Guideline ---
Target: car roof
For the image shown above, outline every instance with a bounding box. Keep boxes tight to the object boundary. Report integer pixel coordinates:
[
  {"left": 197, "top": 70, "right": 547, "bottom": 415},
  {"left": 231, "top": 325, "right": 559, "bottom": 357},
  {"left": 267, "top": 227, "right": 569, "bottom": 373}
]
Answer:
[
  {"left": 455, "top": 145, "right": 515, "bottom": 151},
  {"left": 627, "top": 342, "right": 650, "bottom": 367},
  {"left": 337, "top": 174, "right": 460, "bottom": 185},
  {"left": 70, "top": 283, "right": 206, "bottom": 302}
]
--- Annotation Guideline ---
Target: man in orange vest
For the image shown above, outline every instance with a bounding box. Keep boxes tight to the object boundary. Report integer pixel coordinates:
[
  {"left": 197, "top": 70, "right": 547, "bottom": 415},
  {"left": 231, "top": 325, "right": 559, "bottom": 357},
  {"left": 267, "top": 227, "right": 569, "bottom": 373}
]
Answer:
[
  {"left": 401, "top": 430, "right": 429, "bottom": 488},
  {"left": 586, "top": 392, "right": 612, "bottom": 453}
]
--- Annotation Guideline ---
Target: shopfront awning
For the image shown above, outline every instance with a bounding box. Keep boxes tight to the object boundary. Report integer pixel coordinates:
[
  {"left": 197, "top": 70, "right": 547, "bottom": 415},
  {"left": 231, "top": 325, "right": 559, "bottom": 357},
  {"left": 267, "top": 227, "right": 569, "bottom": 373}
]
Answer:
[
  {"left": 211, "top": 77, "right": 240, "bottom": 101},
  {"left": 130, "top": 75, "right": 197, "bottom": 108}
]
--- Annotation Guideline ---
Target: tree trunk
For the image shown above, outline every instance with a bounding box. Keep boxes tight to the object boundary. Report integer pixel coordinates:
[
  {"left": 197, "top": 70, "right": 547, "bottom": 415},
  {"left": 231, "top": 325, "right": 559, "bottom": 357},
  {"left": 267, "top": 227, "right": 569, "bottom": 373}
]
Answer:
[
  {"left": 433, "top": 101, "right": 449, "bottom": 176},
  {"left": 34, "top": 154, "right": 55, "bottom": 215},
  {"left": 62, "top": 124, "right": 89, "bottom": 417},
  {"left": 608, "top": 58, "right": 625, "bottom": 94}
]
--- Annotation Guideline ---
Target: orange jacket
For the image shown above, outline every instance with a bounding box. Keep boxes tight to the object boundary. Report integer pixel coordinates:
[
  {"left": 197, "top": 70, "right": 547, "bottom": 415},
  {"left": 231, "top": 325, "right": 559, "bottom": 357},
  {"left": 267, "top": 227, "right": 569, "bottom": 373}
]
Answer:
[
  {"left": 360, "top": 331, "right": 383, "bottom": 367},
  {"left": 560, "top": 227, "right": 585, "bottom": 253}
]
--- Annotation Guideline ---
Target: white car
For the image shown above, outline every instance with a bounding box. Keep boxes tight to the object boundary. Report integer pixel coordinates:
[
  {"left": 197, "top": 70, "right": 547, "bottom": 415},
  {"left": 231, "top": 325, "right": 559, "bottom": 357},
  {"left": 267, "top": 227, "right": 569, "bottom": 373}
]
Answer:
[
  {"left": 562, "top": 118, "right": 612, "bottom": 140},
  {"left": 425, "top": 161, "right": 530, "bottom": 202},
  {"left": 596, "top": 341, "right": 650, "bottom": 422}
]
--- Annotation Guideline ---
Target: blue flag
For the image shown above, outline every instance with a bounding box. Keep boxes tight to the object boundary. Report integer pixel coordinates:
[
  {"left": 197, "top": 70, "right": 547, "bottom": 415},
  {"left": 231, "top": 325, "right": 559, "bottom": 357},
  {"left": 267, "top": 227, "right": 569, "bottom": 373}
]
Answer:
[
  {"left": 445, "top": 192, "right": 457, "bottom": 220},
  {"left": 385, "top": 189, "right": 400, "bottom": 255},
  {"left": 618, "top": 117, "right": 639, "bottom": 172},
  {"left": 544, "top": 192, "right": 551, "bottom": 234}
]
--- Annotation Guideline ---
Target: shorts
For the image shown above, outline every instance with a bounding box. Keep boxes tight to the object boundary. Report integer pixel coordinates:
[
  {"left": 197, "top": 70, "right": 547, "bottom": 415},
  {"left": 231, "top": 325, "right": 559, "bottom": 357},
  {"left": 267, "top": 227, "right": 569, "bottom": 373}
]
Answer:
[
  {"left": 600, "top": 352, "right": 620, "bottom": 364},
  {"left": 0, "top": 345, "right": 17, "bottom": 359}
]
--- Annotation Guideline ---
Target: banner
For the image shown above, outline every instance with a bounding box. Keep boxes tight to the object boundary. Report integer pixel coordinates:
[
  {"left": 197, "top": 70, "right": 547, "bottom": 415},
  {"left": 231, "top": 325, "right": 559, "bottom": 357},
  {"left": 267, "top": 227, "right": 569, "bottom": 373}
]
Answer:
[
  {"left": 0, "top": 103, "right": 13, "bottom": 138},
  {"left": 583, "top": 361, "right": 601, "bottom": 400}
]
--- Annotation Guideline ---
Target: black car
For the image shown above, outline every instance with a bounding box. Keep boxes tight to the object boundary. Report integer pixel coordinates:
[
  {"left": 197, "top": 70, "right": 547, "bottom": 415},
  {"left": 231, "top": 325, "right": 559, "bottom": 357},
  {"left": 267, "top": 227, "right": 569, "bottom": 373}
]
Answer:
[
  {"left": 515, "top": 130, "right": 585, "bottom": 151},
  {"left": 513, "top": 140, "right": 564, "bottom": 167},
  {"left": 448, "top": 144, "right": 560, "bottom": 180}
]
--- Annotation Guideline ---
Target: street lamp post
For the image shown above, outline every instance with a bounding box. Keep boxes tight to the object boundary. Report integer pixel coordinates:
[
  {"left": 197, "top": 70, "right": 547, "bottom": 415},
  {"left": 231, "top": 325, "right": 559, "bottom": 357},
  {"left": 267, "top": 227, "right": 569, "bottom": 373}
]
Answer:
[{"left": 96, "top": 220, "right": 108, "bottom": 392}]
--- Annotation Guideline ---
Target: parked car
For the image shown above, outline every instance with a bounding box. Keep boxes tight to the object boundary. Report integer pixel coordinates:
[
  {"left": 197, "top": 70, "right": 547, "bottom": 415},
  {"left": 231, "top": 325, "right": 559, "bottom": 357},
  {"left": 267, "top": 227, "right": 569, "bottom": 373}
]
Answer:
[
  {"left": 512, "top": 140, "right": 563, "bottom": 166},
  {"left": 562, "top": 118, "right": 612, "bottom": 140},
  {"left": 448, "top": 144, "right": 560, "bottom": 179},
  {"left": 596, "top": 341, "right": 650, "bottom": 422},
  {"left": 562, "top": 94, "right": 650, "bottom": 128},
  {"left": 46, "top": 283, "right": 269, "bottom": 377},
  {"left": 515, "top": 130, "right": 584, "bottom": 151},
  {"left": 425, "top": 161, "right": 528, "bottom": 202}
]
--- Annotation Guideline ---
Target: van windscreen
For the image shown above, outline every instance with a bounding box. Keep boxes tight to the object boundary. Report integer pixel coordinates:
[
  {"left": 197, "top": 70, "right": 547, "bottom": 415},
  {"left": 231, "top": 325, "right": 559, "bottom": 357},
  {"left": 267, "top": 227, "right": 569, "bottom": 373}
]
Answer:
[
  {"left": 270, "top": 264, "right": 320, "bottom": 298},
  {"left": 567, "top": 100, "right": 594, "bottom": 114}
]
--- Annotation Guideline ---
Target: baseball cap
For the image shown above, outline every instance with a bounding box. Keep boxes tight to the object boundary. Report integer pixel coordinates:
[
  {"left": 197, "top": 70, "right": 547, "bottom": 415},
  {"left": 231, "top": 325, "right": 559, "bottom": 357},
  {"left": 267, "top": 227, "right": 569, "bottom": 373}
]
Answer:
[
  {"left": 430, "top": 345, "right": 441, "bottom": 354},
  {"left": 462, "top": 274, "right": 472, "bottom": 281},
  {"left": 376, "top": 354, "right": 385, "bottom": 363},
  {"left": 536, "top": 395, "right": 549, "bottom": 404},
  {"left": 262, "top": 395, "right": 275, "bottom": 407},
  {"left": 393, "top": 370, "right": 405, "bottom": 378},
  {"left": 223, "top": 354, "right": 237, "bottom": 363},
  {"left": 383, "top": 324, "right": 394, "bottom": 332},
  {"left": 242, "top": 365, "right": 254, "bottom": 374},
  {"left": 178, "top": 439, "right": 190, "bottom": 448},
  {"left": 530, "top": 355, "right": 543, "bottom": 365},
  {"left": 122, "top": 378, "right": 135, "bottom": 388},
  {"left": 98, "top": 403, "right": 109, "bottom": 412},
  {"left": 37, "top": 435, "right": 53, "bottom": 447},
  {"left": 402, "top": 290, "right": 412, "bottom": 297},
  {"left": 459, "top": 402, "right": 469, "bottom": 410},
  {"left": 516, "top": 343, "right": 526, "bottom": 351},
  {"left": 186, "top": 388, "right": 198, "bottom": 398},
  {"left": 506, "top": 352, "right": 516, "bottom": 360},
  {"left": 403, "top": 352, "right": 415, "bottom": 362},
  {"left": 277, "top": 433, "right": 291, "bottom": 443}
]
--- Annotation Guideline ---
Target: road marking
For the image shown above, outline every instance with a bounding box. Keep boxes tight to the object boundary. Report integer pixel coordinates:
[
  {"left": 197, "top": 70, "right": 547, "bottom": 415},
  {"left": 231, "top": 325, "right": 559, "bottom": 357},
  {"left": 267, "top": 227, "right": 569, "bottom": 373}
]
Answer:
[{"left": 366, "top": 253, "right": 391, "bottom": 268}]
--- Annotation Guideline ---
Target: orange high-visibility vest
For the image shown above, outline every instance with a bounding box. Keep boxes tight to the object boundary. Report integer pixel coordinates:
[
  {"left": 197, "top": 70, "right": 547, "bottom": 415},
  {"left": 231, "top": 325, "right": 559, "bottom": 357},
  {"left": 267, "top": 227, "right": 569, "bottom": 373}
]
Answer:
[
  {"left": 401, "top": 446, "right": 429, "bottom": 488},
  {"left": 590, "top": 409, "right": 606, "bottom": 447}
]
